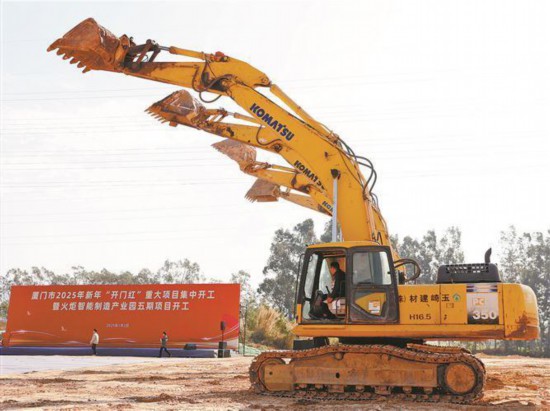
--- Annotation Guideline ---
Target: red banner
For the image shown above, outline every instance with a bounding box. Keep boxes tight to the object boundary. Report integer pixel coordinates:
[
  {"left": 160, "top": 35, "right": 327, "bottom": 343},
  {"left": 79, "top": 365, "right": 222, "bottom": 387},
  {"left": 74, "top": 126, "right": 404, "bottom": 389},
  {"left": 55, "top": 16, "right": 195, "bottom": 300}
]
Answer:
[{"left": 4, "top": 284, "right": 240, "bottom": 349}]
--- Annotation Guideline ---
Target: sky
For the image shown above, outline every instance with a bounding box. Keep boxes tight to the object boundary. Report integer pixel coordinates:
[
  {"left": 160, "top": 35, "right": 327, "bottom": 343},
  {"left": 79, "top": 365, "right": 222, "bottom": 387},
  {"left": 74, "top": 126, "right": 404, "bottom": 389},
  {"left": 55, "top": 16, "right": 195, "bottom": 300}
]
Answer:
[{"left": 1, "top": 0, "right": 549, "bottom": 286}]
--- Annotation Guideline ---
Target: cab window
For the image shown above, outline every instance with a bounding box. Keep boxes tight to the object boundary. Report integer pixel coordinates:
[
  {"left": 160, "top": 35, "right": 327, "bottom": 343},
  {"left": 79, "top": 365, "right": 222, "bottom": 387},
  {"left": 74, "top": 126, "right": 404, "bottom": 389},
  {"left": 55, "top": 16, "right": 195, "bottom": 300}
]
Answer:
[
  {"left": 318, "top": 260, "right": 333, "bottom": 295},
  {"left": 352, "top": 251, "right": 392, "bottom": 285},
  {"left": 303, "top": 253, "right": 318, "bottom": 301},
  {"left": 300, "top": 250, "right": 346, "bottom": 322}
]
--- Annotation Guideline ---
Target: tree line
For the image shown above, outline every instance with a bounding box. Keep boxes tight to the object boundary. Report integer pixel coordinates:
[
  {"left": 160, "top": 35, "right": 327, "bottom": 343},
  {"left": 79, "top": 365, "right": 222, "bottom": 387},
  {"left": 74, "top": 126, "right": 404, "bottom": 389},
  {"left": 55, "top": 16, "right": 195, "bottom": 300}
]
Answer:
[
  {"left": 0, "top": 259, "right": 203, "bottom": 316},
  {"left": 1, "top": 220, "right": 548, "bottom": 357}
]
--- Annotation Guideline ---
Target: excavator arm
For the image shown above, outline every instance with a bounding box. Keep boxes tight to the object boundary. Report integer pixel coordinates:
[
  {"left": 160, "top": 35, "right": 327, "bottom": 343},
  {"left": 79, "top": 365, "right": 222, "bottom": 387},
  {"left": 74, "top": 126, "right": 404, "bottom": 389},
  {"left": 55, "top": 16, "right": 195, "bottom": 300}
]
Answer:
[
  {"left": 146, "top": 90, "right": 334, "bottom": 214},
  {"left": 49, "top": 18, "right": 418, "bottom": 277},
  {"left": 211, "top": 139, "right": 331, "bottom": 215}
]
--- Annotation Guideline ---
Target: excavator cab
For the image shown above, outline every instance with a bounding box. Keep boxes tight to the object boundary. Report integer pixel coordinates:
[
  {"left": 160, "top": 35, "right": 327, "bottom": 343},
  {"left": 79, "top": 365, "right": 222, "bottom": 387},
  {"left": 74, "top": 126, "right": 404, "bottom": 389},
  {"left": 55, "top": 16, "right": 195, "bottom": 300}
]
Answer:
[{"left": 297, "top": 241, "right": 399, "bottom": 325}]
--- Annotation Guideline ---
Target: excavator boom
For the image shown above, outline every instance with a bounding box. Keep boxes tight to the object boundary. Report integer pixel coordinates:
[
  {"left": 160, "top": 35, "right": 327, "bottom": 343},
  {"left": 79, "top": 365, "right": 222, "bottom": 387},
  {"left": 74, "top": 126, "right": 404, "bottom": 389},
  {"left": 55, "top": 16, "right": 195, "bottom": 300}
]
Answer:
[{"left": 48, "top": 18, "right": 393, "bottom": 252}]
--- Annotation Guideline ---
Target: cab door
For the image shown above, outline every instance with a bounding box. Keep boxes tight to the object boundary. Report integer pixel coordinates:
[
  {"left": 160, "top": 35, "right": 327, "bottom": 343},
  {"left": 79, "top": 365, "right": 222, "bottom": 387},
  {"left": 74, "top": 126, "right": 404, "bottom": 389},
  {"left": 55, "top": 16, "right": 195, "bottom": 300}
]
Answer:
[{"left": 347, "top": 247, "right": 399, "bottom": 323}]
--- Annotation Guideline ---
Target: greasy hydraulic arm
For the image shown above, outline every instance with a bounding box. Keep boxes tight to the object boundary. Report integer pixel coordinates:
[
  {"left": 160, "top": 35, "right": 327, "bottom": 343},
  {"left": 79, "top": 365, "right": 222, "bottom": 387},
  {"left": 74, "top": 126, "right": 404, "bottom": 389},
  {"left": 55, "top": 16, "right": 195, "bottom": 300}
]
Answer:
[{"left": 48, "top": 18, "right": 400, "bottom": 262}]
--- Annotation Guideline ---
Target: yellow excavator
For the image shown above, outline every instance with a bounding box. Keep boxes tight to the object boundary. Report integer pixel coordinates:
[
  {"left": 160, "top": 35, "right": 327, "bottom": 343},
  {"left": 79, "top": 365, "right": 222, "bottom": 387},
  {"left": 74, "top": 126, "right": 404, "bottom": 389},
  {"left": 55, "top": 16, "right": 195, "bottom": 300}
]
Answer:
[{"left": 48, "top": 19, "right": 539, "bottom": 403}]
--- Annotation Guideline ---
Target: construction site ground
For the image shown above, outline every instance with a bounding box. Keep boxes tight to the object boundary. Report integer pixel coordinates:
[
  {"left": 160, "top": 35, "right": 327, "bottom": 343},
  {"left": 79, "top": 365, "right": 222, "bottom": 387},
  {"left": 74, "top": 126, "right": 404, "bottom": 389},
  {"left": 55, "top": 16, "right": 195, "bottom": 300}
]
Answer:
[{"left": 0, "top": 354, "right": 548, "bottom": 410}]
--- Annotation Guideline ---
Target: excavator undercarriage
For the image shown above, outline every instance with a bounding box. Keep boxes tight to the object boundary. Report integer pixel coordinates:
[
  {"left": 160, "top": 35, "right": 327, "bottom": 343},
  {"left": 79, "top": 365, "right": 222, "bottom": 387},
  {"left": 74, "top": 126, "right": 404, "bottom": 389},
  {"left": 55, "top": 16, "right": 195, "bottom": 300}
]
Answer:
[{"left": 250, "top": 343, "right": 485, "bottom": 403}]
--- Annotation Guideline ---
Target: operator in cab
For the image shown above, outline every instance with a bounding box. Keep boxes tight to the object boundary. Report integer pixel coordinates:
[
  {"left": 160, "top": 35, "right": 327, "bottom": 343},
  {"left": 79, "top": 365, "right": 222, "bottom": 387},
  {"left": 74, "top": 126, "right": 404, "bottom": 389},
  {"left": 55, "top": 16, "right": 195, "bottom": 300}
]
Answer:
[
  {"left": 314, "top": 261, "right": 346, "bottom": 319},
  {"left": 327, "top": 262, "right": 346, "bottom": 303}
]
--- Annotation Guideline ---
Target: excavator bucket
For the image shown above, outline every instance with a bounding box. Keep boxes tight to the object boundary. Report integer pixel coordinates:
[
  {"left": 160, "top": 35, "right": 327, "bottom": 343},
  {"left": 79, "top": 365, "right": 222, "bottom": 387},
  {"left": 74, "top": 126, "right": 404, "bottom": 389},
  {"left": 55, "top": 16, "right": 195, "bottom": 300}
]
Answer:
[
  {"left": 146, "top": 90, "right": 207, "bottom": 128},
  {"left": 47, "top": 18, "right": 128, "bottom": 73},
  {"left": 212, "top": 139, "right": 256, "bottom": 167},
  {"left": 245, "top": 179, "right": 280, "bottom": 202}
]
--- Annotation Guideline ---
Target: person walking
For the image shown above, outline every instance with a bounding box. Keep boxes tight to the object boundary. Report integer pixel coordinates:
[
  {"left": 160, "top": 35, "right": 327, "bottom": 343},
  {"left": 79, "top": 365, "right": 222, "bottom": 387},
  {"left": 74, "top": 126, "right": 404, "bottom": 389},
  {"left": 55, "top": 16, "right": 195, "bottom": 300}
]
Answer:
[
  {"left": 159, "top": 331, "right": 171, "bottom": 358},
  {"left": 90, "top": 329, "right": 99, "bottom": 355}
]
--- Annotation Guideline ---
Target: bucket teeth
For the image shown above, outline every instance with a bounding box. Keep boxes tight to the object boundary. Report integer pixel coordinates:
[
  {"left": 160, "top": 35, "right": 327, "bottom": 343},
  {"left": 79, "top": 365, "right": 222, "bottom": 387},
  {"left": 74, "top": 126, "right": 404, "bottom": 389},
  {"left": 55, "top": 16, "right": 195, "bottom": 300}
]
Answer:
[
  {"left": 47, "top": 17, "right": 125, "bottom": 73},
  {"left": 212, "top": 139, "right": 256, "bottom": 166},
  {"left": 146, "top": 90, "right": 206, "bottom": 128},
  {"left": 245, "top": 179, "right": 280, "bottom": 203}
]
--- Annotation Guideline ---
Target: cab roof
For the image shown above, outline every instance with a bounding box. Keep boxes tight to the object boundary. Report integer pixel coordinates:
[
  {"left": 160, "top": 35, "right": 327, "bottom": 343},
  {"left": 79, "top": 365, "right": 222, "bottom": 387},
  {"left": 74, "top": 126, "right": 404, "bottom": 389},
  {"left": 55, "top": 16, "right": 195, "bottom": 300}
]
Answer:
[{"left": 306, "top": 241, "right": 385, "bottom": 249}]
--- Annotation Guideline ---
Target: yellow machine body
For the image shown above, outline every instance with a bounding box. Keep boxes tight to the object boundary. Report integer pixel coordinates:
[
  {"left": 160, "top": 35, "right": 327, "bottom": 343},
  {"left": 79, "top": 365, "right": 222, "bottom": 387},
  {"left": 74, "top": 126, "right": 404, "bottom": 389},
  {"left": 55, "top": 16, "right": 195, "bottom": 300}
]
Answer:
[
  {"left": 48, "top": 20, "right": 541, "bottom": 402},
  {"left": 295, "top": 283, "right": 539, "bottom": 340},
  {"left": 294, "top": 242, "right": 539, "bottom": 341}
]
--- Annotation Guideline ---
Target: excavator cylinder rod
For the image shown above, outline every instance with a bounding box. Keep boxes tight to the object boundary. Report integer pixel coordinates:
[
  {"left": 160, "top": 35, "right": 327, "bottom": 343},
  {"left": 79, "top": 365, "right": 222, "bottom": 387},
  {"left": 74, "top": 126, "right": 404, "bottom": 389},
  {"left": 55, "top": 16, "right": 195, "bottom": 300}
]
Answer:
[{"left": 249, "top": 344, "right": 485, "bottom": 404}]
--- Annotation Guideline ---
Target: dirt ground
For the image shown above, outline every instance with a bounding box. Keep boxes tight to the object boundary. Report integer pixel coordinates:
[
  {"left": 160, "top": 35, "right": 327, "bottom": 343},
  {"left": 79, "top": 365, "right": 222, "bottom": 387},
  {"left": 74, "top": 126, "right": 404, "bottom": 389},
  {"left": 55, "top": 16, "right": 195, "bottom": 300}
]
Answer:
[{"left": 0, "top": 354, "right": 548, "bottom": 410}]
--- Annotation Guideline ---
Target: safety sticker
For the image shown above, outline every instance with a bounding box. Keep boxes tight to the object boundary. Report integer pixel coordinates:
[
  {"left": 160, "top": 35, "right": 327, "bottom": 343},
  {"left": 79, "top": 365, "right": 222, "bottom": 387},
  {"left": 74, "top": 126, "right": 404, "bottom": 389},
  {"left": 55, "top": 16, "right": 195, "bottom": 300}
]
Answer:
[
  {"left": 368, "top": 300, "right": 381, "bottom": 315},
  {"left": 466, "top": 283, "right": 499, "bottom": 324}
]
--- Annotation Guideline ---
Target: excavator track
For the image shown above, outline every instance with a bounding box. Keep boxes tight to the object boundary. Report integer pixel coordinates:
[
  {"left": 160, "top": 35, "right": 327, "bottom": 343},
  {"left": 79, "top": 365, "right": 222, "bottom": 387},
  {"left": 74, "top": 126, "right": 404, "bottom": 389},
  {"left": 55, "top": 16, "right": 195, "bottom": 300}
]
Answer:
[{"left": 249, "top": 344, "right": 485, "bottom": 404}]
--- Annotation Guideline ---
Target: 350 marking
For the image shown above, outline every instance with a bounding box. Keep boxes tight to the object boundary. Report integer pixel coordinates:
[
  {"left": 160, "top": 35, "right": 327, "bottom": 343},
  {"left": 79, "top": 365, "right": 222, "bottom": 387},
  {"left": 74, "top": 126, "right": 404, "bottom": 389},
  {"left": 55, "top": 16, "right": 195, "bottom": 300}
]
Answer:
[{"left": 472, "top": 310, "right": 498, "bottom": 320}]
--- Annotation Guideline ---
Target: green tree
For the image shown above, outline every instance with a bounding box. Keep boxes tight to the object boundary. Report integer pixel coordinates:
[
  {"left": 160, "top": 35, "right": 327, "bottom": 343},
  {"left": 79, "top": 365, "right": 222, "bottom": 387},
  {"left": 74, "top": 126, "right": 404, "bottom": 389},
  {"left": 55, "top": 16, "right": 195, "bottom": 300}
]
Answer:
[
  {"left": 320, "top": 220, "right": 334, "bottom": 243},
  {"left": 134, "top": 268, "right": 159, "bottom": 284},
  {"left": 0, "top": 300, "right": 8, "bottom": 318},
  {"left": 1, "top": 267, "right": 74, "bottom": 318},
  {"left": 498, "top": 226, "right": 525, "bottom": 283},
  {"left": 0, "top": 259, "right": 201, "bottom": 318},
  {"left": 71, "top": 266, "right": 125, "bottom": 285},
  {"left": 258, "top": 219, "right": 318, "bottom": 316},
  {"left": 393, "top": 227, "right": 465, "bottom": 283},
  {"left": 156, "top": 259, "right": 203, "bottom": 284},
  {"left": 499, "top": 226, "right": 550, "bottom": 356},
  {"left": 231, "top": 270, "right": 257, "bottom": 307}
]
